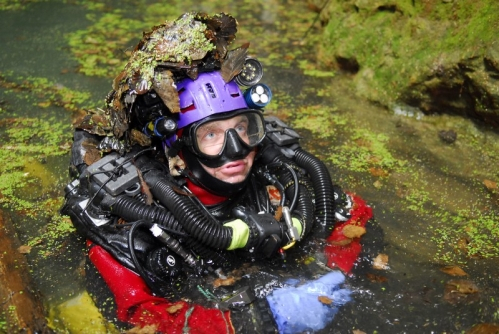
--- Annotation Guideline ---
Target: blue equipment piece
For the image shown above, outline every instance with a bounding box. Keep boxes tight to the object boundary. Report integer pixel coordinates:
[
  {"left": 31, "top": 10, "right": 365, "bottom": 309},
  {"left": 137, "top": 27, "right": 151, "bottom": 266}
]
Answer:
[
  {"left": 244, "top": 83, "right": 272, "bottom": 108},
  {"left": 266, "top": 271, "right": 351, "bottom": 334}
]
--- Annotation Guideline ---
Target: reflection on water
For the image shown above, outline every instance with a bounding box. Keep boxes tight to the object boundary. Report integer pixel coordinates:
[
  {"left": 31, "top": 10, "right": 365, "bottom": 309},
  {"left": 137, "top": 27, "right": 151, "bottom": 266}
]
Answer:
[{"left": 1, "top": 1, "right": 498, "bottom": 333}]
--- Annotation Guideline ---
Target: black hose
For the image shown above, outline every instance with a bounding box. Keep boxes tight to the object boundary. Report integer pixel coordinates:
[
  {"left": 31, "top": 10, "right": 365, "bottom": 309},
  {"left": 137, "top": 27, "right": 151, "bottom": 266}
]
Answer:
[
  {"left": 144, "top": 170, "right": 234, "bottom": 250},
  {"left": 127, "top": 220, "right": 162, "bottom": 295},
  {"left": 105, "top": 193, "right": 234, "bottom": 266},
  {"left": 269, "top": 156, "right": 315, "bottom": 236},
  {"left": 293, "top": 149, "right": 336, "bottom": 227},
  {"left": 106, "top": 194, "right": 184, "bottom": 234},
  {"left": 267, "top": 162, "right": 300, "bottom": 212}
]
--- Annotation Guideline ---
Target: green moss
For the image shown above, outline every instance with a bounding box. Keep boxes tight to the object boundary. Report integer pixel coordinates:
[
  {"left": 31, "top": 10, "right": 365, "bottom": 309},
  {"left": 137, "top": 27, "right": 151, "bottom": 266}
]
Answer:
[
  {"left": 0, "top": 72, "right": 96, "bottom": 111},
  {"left": 66, "top": 11, "right": 144, "bottom": 77},
  {"left": 432, "top": 210, "right": 499, "bottom": 263},
  {"left": 287, "top": 93, "right": 499, "bottom": 262},
  {"left": 293, "top": 105, "right": 345, "bottom": 138},
  {"left": 65, "top": 1, "right": 319, "bottom": 78},
  {"left": 0, "top": 0, "right": 45, "bottom": 11},
  {"left": 319, "top": 0, "right": 499, "bottom": 105},
  {"left": 0, "top": 116, "right": 70, "bottom": 215},
  {"left": 0, "top": 73, "right": 80, "bottom": 256},
  {"left": 28, "top": 211, "right": 76, "bottom": 258}
]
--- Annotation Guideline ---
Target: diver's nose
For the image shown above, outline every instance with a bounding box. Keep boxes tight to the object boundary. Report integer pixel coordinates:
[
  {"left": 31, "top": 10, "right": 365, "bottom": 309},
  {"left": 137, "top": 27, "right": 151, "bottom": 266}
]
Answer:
[{"left": 224, "top": 129, "right": 247, "bottom": 158}]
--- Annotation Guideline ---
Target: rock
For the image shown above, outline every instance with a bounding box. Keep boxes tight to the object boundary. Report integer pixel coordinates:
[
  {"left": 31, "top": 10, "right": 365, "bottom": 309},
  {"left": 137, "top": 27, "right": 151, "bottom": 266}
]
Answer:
[
  {"left": 0, "top": 210, "right": 50, "bottom": 333},
  {"left": 438, "top": 129, "right": 457, "bottom": 144},
  {"left": 317, "top": 0, "right": 499, "bottom": 129}
]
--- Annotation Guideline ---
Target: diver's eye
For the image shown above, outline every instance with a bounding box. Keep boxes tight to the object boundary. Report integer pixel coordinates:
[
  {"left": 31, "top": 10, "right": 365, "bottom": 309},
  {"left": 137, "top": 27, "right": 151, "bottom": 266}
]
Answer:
[{"left": 235, "top": 124, "right": 247, "bottom": 134}]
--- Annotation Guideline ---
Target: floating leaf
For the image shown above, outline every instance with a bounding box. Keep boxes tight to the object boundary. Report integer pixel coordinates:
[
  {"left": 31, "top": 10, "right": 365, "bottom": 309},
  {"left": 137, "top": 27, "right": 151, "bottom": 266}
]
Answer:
[
  {"left": 466, "top": 323, "right": 499, "bottom": 334},
  {"left": 352, "top": 330, "right": 367, "bottom": 334},
  {"left": 166, "top": 303, "right": 184, "bottom": 314},
  {"left": 342, "top": 225, "right": 366, "bottom": 239},
  {"left": 483, "top": 179, "right": 497, "bottom": 190},
  {"left": 38, "top": 101, "right": 52, "bottom": 108},
  {"left": 318, "top": 295, "right": 333, "bottom": 305},
  {"left": 125, "top": 324, "right": 158, "bottom": 334},
  {"left": 369, "top": 167, "right": 389, "bottom": 177},
  {"left": 366, "top": 273, "right": 388, "bottom": 283},
  {"left": 445, "top": 279, "right": 479, "bottom": 294},
  {"left": 440, "top": 265, "right": 467, "bottom": 277},
  {"left": 328, "top": 238, "right": 353, "bottom": 246},
  {"left": 443, "top": 279, "right": 480, "bottom": 305},
  {"left": 18, "top": 245, "right": 31, "bottom": 254},
  {"left": 373, "top": 253, "right": 389, "bottom": 270},
  {"left": 213, "top": 276, "right": 238, "bottom": 288}
]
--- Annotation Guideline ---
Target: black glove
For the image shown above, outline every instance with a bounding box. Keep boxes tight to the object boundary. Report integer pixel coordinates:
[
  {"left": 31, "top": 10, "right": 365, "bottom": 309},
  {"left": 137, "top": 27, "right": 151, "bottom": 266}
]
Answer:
[{"left": 232, "top": 206, "right": 285, "bottom": 257}]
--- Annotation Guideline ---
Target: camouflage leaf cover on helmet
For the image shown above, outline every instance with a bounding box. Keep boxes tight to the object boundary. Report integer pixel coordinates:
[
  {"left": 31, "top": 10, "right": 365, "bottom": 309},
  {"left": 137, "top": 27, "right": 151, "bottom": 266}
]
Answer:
[{"left": 76, "top": 12, "right": 249, "bottom": 151}]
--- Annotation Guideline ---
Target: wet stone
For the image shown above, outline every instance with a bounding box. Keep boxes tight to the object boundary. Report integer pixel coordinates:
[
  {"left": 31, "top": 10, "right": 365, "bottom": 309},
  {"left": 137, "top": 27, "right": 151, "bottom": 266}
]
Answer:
[{"left": 438, "top": 129, "right": 457, "bottom": 144}]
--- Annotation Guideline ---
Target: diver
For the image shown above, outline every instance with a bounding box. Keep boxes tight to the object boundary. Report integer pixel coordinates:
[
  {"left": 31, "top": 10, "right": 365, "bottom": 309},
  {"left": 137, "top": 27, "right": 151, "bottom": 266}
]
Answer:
[{"left": 60, "top": 12, "right": 374, "bottom": 334}]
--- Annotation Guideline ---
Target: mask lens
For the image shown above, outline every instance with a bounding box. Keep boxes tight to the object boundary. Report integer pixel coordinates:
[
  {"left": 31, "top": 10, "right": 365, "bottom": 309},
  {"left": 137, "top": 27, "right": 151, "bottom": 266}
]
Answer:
[{"left": 194, "top": 111, "right": 265, "bottom": 157}]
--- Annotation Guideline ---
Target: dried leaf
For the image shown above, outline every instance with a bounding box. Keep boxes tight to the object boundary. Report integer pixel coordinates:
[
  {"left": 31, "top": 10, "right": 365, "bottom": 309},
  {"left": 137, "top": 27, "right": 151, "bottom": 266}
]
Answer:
[
  {"left": 166, "top": 303, "right": 184, "bottom": 314},
  {"left": 38, "top": 101, "right": 51, "bottom": 108},
  {"left": 213, "top": 276, "right": 238, "bottom": 288},
  {"left": 109, "top": 108, "right": 129, "bottom": 138},
  {"left": 352, "top": 330, "right": 367, "bottom": 334},
  {"left": 82, "top": 139, "right": 101, "bottom": 166},
  {"left": 125, "top": 324, "right": 158, "bottom": 334},
  {"left": 373, "top": 253, "right": 389, "bottom": 270},
  {"left": 443, "top": 279, "right": 480, "bottom": 305},
  {"left": 198, "top": 12, "right": 238, "bottom": 57},
  {"left": 440, "top": 265, "right": 467, "bottom": 277},
  {"left": 466, "top": 323, "right": 499, "bottom": 334},
  {"left": 18, "top": 245, "right": 31, "bottom": 254},
  {"left": 318, "top": 295, "right": 333, "bottom": 305},
  {"left": 328, "top": 238, "right": 353, "bottom": 246},
  {"left": 342, "top": 225, "right": 366, "bottom": 239},
  {"left": 456, "top": 237, "right": 469, "bottom": 252},
  {"left": 220, "top": 44, "right": 249, "bottom": 82},
  {"left": 373, "top": 180, "right": 383, "bottom": 189},
  {"left": 445, "top": 279, "right": 479, "bottom": 294},
  {"left": 152, "top": 70, "right": 180, "bottom": 113},
  {"left": 483, "top": 179, "right": 498, "bottom": 190},
  {"left": 76, "top": 111, "right": 112, "bottom": 136},
  {"left": 369, "top": 167, "right": 389, "bottom": 177},
  {"left": 366, "top": 273, "right": 388, "bottom": 283},
  {"left": 130, "top": 128, "right": 152, "bottom": 147},
  {"left": 136, "top": 168, "right": 153, "bottom": 205}
]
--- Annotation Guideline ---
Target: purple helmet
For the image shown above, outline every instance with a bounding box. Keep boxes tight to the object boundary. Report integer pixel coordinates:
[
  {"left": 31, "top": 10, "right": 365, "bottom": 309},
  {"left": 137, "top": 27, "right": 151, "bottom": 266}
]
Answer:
[
  {"left": 164, "top": 71, "right": 249, "bottom": 147},
  {"left": 163, "top": 71, "right": 268, "bottom": 196}
]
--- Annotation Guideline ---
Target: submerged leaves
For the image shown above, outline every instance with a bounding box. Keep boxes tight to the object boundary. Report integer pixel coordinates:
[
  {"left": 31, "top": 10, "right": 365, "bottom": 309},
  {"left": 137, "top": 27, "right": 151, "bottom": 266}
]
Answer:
[{"left": 443, "top": 279, "right": 480, "bottom": 305}]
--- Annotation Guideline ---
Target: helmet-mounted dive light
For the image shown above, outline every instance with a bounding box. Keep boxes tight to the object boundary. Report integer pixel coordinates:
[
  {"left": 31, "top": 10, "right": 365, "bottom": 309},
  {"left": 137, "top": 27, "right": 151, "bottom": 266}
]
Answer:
[
  {"left": 235, "top": 57, "right": 264, "bottom": 87},
  {"left": 244, "top": 83, "right": 272, "bottom": 109},
  {"left": 143, "top": 117, "right": 177, "bottom": 138}
]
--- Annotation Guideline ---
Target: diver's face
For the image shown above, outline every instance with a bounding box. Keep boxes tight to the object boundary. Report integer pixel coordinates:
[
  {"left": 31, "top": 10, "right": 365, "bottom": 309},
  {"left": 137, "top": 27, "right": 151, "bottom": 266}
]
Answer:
[
  {"left": 200, "top": 150, "right": 256, "bottom": 183},
  {"left": 195, "top": 115, "right": 251, "bottom": 156},
  {"left": 196, "top": 115, "right": 256, "bottom": 183}
]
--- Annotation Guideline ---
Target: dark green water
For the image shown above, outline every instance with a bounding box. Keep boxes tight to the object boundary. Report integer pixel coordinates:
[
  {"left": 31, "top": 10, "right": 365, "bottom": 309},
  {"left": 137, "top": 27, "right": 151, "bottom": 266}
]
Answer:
[{"left": 1, "top": 1, "right": 498, "bottom": 333}]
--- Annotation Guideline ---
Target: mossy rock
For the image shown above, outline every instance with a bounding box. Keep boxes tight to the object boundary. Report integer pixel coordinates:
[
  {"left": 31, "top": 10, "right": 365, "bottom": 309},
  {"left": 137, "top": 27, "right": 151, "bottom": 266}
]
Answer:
[{"left": 315, "top": 0, "right": 499, "bottom": 128}]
